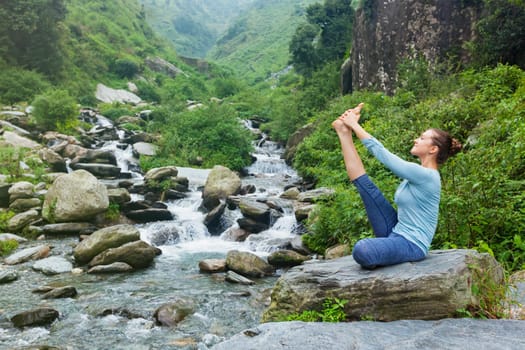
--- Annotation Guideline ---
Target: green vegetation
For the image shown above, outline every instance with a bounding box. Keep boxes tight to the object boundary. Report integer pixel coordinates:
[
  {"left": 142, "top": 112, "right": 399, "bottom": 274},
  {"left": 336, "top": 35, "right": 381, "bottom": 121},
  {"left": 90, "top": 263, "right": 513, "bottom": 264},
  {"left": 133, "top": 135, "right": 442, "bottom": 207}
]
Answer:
[
  {"left": 146, "top": 103, "right": 254, "bottom": 171},
  {"left": 208, "top": 0, "right": 320, "bottom": 83},
  {"left": 32, "top": 89, "right": 78, "bottom": 132},
  {"left": 139, "top": 0, "right": 257, "bottom": 58},
  {"left": 286, "top": 298, "right": 348, "bottom": 322},
  {"left": 0, "top": 210, "right": 15, "bottom": 233},
  {"left": 289, "top": 0, "right": 354, "bottom": 77},
  {"left": 105, "top": 203, "right": 121, "bottom": 221},
  {"left": 0, "top": 239, "right": 18, "bottom": 257}
]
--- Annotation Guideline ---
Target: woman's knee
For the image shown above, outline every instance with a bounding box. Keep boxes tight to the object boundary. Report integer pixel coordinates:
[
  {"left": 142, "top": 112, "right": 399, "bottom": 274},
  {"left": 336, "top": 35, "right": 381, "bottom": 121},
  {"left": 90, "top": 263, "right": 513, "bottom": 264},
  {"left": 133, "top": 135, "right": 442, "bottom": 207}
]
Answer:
[{"left": 352, "top": 239, "right": 376, "bottom": 268}]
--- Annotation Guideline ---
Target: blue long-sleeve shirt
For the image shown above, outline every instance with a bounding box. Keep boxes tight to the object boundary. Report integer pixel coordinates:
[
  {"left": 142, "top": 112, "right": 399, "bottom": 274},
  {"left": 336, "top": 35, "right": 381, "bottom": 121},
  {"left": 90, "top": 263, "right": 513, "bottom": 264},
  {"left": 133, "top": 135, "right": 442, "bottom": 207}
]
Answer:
[{"left": 362, "top": 137, "right": 441, "bottom": 254}]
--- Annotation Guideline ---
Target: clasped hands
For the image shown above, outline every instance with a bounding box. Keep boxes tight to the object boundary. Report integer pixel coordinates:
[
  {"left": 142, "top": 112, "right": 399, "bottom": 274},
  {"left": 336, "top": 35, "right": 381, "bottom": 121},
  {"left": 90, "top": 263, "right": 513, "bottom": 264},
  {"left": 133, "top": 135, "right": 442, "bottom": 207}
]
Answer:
[{"left": 332, "top": 102, "right": 364, "bottom": 133}]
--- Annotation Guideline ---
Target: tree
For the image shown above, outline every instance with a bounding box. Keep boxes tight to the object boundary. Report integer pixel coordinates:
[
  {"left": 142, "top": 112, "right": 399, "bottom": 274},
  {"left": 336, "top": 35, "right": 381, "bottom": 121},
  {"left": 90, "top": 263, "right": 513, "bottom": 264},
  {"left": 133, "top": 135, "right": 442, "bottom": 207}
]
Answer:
[
  {"left": 0, "top": 0, "right": 67, "bottom": 77},
  {"left": 470, "top": 0, "right": 525, "bottom": 68},
  {"left": 289, "top": 0, "right": 354, "bottom": 76},
  {"left": 289, "top": 23, "right": 320, "bottom": 76}
]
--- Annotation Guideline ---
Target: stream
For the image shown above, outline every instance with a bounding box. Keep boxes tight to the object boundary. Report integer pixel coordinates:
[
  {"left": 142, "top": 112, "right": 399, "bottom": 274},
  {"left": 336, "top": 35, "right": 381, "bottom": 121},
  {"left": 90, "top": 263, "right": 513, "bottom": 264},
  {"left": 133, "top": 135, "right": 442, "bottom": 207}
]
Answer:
[{"left": 0, "top": 115, "right": 302, "bottom": 349}]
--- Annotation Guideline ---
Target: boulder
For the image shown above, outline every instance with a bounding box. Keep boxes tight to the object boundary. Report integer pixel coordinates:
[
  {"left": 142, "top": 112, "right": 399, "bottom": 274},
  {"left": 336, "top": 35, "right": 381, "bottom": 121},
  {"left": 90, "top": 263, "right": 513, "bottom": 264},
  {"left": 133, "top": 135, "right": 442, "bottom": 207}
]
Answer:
[
  {"left": 203, "top": 201, "right": 227, "bottom": 234},
  {"left": 280, "top": 186, "right": 300, "bottom": 200},
  {"left": 297, "top": 187, "right": 335, "bottom": 203},
  {"left": 70, "top": 149, "right": 117, "bottom": 166},
  {"left": 4, "top": 245, "right": 50, "bottom": 265},
  {"left": 9, "top": 197, "right": 42, "bottom": 212},
  {"left": 294, "top": 204, "right": 316, "bottom": 222},
  {"left": 69, "top": 163, "right": 121, "bottom": 179},
  {"left": 8, "top": 181, "right": 34, "bottom": 202},
  {"left": 107, "top": 188, "right": 131, "bottom": 204},
  {"left": 88, "top": 240, "right": 158, "bottom": 269},
  {"left": 145, "top": 56, "right": 185, "bottom": 78},
  {"left": 40, "top": 286, "right": 77, "bottom": 299},
  {"left": 88, "top": 262, "right": 134, "bottom": 274},
  {"left": 225, "top": 250, "right": 275, "bottom": 278},
  {"left": 2, "top": 130, "right": 41, "bottom": 149},
  {"left": 198, "top": 258, "right": 227, "bottom": 273},
  {"left": 7, "top": 209, "right": 40, "bottom": 232},
  {"left": 210, "top": 319, "right": 525, "bottom": 350},
  {"left": 116, "top": 115, "right": 145, "bottom": 126},
  {"left": 125, "top": 208, "right": 174, "bottom": 223},
  {"left": 35, "top": 222, "right": 98, "bottom": 236},
  {"left": 144, "top": 166, "right": 179, "bottom": 183},
  {"left": 237, "top": 217, "right": 269, "bottom": 234},
  {"left": 0, "top": 270, "right": 18, "bottom": 284},
  {"left": 154, "top": 299, "right": 195, "bottom": 327},
  {"left": 32, "top": 256, "right": 73, "bottom": 275},
  {"left": 225, "top": 270, "right": 255, "bottom": 285},
  {"left": 0, "top": 233, "right": 27, "bottom": 243},
  {"left": 267, "top": 250, "right": 310, "bottom": 268},
  {"left": 238, "top": 199, "right": 271, "bottom": 222},
  {"left": 325, "top": 243, "right": 351, "bottom": 259},
  {"left": 201, "top": 165, "right": 241, "bottom": 211},
  {"left": 38, "top": 148, "right": 67, "bottom": 172},
  {"left": 282, "top": 123, "right": 316, "bottom": 165},
  {"left": 95, "top": 83, "right": 141, "bottom": 104},
  {"left": 132, "top": 142, "right": 157, "bottom": 157},
  {"left": 290, "top": 235, "right": 312, "bottom": 256},
  {"left": 262, "top": 249, "right": 504, "bottom": 322},
  {"left": 73, "top": 224, "right": 140, "bottom": 265},
  {"left": 42, "top": 170, "right": 109, "bottom": 222},
  {"left": 11, "top": 307, "right": 59, "bottom": 328}
]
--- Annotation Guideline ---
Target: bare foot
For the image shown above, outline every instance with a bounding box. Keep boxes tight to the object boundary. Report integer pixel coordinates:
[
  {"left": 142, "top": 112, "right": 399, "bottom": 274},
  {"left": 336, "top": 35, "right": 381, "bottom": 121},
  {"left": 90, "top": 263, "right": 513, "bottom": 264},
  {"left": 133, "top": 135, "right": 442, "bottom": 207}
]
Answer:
[{"left": 332, "top": 118, "right": 350, "bottom": 133}]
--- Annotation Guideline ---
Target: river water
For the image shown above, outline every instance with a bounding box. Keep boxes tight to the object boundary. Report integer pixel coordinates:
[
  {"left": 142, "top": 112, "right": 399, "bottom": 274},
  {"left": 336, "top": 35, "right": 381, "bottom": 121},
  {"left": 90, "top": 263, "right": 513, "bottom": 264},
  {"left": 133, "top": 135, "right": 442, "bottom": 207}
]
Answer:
[{"left": 0, "top": 116, "right": 302, "bottom": 349}]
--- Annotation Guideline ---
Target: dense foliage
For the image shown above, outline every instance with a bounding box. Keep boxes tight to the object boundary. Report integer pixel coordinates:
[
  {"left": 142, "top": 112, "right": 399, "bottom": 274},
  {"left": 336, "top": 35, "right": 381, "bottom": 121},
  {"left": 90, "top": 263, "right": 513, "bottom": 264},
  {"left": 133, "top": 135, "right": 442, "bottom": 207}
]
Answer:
[
  {"left": 208, "top": 0, "right": 320, "bottom": 83},
  {"left": 0, "top": 0, "right": 67, "bottom": 77},
  {"left": 143, "top": 103, "right": 254, "bottom": 171},
  {"left": 289, "top": 0, "right": 354, "bottom": 77},
  {"left": 32, "top": 89, "right": 78, "bottom": 131},
  {"left": 469, "top": 0, "right": 525, "bottom": 68}
]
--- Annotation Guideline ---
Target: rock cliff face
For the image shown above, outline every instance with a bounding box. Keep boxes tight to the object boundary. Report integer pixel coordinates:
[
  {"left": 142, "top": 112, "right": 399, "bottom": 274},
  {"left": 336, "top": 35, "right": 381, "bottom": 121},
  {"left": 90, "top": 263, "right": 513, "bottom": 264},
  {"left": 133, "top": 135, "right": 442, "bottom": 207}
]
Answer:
[{"left": 347, "top": 0, "right": 482, "bottom": 94}]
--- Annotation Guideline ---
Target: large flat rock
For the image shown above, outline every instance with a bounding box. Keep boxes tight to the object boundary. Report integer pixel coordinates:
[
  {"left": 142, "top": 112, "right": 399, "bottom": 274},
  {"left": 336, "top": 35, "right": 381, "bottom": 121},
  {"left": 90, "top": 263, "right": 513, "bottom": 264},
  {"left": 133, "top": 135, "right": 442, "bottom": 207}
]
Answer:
[
  {"left": 211, "top": 319, "right": 525, "bottom": 350},
  {"left": 263, "top": 249, "right": 504, "bottom": 322}
]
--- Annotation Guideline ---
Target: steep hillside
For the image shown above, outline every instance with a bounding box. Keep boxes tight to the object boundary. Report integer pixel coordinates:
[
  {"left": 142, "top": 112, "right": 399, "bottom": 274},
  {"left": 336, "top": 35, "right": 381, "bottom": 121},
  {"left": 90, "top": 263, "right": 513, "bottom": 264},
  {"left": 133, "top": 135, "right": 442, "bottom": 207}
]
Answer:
[
  {"left": 139, "top": 0, "right": 257, "bottom": 58},
  {"left": 208, "top": 0, "right": 320, "bottom": 83},
  {"left": 0, "top": 0, "right": 193, "bottom": 105}
]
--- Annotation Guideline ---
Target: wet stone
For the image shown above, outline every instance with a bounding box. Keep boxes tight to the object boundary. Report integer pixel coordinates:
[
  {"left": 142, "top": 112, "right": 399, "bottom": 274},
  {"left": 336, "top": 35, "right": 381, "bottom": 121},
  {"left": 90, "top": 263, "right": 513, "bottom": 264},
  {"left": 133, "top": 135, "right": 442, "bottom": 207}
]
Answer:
[{"left": 11, "top": 307, "right": 59, "bottom": 328}]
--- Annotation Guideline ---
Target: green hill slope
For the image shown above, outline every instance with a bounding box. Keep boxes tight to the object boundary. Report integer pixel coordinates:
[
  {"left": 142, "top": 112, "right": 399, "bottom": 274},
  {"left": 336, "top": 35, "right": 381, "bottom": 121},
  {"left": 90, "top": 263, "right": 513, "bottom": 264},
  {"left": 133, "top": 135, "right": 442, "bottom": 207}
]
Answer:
[
  {"left": 208, "top": 0, "right": 319, "bottom": 83},
  {"left": 139, "top": 0, "right": 257, "bottom": 58}
]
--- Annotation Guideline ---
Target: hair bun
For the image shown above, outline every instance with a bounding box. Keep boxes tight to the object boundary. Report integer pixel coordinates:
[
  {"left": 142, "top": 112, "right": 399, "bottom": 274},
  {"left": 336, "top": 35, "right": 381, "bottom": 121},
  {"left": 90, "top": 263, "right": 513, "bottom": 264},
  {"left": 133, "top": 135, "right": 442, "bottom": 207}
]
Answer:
[{"left": 449, "top": 138, "right": 463, "bottom": 156}]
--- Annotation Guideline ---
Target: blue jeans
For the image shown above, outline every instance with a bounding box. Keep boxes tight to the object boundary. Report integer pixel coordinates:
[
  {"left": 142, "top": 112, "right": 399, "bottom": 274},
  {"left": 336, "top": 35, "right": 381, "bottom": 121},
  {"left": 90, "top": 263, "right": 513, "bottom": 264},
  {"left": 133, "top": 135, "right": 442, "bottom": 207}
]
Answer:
[{"left": 351, "top": 174, "right": 425, "bottom": 268}]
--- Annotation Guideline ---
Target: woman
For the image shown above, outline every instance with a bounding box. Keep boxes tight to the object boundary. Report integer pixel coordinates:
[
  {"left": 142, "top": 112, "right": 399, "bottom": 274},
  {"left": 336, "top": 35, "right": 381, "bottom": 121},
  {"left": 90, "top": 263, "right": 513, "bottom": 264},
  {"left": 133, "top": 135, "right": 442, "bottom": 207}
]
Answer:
[{"left": 332, "top": 103, "right": 462, "bottom": 269}]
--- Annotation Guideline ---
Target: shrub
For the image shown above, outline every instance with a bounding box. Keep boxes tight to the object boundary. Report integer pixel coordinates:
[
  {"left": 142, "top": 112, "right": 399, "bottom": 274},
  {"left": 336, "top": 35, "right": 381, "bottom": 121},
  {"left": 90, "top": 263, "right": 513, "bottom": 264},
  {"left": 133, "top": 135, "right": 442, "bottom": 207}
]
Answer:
[
  {"left": 111, "top": 58, "right": 140, "bottom": 78},
  {"left": 0, "top": 239, "right": 18, "bottom": 257},
  {"left": 0, "top": 66, "right": 51, "bottom": 104},
  {"left": 31, "top": 89, "right": 78, "bottom": 131},
  {"left": 155, "top": 104, "right": 253, "bottom": 171},
  {"left": 286, "top": 298, "right": 348, "bottom": 322}
]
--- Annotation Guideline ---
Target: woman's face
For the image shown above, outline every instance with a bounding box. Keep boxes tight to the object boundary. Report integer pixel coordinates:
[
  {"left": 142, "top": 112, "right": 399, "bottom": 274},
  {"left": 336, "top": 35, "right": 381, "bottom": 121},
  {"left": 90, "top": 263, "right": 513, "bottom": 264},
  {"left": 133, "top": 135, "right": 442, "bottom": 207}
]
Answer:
[{"left": 410, "top": 129, "right": 437, "bottom": 157}]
